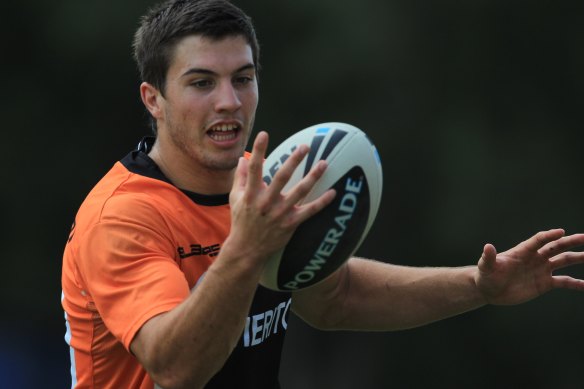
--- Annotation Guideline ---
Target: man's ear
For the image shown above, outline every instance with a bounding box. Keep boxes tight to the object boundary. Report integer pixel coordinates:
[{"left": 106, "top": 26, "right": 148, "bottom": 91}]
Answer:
[{"left": 140, "top": 82, "right": 164, "bottom": 120}]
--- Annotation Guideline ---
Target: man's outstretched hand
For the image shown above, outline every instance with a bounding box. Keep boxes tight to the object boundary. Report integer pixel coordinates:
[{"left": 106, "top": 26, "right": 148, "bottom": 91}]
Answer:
[{"left": 476, "top": 229, "right": 584, "bottom": 306}]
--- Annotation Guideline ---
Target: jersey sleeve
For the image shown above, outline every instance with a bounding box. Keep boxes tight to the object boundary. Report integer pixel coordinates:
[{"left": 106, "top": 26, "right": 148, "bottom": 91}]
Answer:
[{"left": 75, "top": 194, "right": 190, "bottom": 351}]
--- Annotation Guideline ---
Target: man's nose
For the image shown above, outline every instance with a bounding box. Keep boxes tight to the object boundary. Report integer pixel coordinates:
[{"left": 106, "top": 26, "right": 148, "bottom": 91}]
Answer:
[{"left": 214, "top": 82, "right": 242, "bottom": 112}]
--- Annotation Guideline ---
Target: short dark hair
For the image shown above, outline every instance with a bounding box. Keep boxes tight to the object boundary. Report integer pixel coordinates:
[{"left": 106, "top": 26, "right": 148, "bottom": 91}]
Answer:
[{"left": 133, "top": 0, "right": 260, "bottom": 95}]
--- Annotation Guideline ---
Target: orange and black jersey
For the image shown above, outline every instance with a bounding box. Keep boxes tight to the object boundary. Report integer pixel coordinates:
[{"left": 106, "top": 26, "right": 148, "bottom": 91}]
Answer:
[{"left": 62, "top": 137, "right": 291, "bottom": 389}]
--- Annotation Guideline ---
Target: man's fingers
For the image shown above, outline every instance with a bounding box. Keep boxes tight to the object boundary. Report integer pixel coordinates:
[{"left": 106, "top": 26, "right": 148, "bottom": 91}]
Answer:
[
  {"left": 246, "top": 131, "right": 269, "bottom": 193},
  {"left": 539, "top": 233, "right": 584, "bottom": 257},
  {"left": 296, "top": 188, "right": 337, "bottom": 224},
  {"left": 521, "top": 229, "right": 566, "bottom": 253},
  {"left": 267, "top": 144, "right": 309, "bottom": 198},
  {"left": 550, "top": 251, "right": 584, "bottom": 271},
  {"left": 551, "top": 275, "right": 584, "bottom": 291},
  {"left": 282, "top": 159, "right": 328, "bottom": 208},
  {"left": 479, "top": 243, "right": 498, "bottom": 270},
  {"left": 231, "top": 157, "right": 248, "bottom": 194}
]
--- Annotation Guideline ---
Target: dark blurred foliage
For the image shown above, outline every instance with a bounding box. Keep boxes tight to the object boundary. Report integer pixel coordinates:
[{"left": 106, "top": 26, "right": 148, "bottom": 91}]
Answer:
[{"left": 1, "top": 0, "right": 583, "bottom": 387}]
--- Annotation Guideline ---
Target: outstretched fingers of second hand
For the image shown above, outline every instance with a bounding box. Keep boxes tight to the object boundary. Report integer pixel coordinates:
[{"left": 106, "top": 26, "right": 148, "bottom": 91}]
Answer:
[
  {"left": 538, "top": 233, "right": 584, "bottom": 258},
  {"left": 551, "top": 274, "right": 584, "bottom": 291},
  {"left": 522, "top": 229, "right": 566, "bottom": 253},
  {"left": 549, "top": 250, "right": 584, "bottom": 271}
]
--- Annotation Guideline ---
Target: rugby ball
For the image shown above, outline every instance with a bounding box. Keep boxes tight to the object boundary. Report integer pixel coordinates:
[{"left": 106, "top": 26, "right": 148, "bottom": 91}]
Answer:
[{"left": 260, "top": 122, "right": 383, "bottom": 291}]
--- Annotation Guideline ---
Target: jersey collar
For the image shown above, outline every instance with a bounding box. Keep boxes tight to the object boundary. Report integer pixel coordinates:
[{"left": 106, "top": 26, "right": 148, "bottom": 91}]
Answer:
[{"left": 121, "top": 137, "right": 230, "bottom": 206}]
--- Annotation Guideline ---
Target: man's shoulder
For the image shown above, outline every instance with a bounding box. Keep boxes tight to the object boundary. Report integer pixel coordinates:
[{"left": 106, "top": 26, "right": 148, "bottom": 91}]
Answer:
[{"left": 75, "top": 162, "right": 175, "bottom": 228}]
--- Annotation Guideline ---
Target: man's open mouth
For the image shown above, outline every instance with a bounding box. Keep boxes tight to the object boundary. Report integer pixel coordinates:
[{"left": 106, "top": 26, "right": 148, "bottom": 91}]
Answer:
[{"left": 208, "top": 123, "right": 240, "bottom": 142}]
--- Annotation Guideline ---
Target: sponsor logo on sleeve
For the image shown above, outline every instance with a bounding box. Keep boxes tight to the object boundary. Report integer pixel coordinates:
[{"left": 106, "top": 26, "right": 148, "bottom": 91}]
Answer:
[{"left": 177, "top": 243, "right": 221, "bottom": 258}]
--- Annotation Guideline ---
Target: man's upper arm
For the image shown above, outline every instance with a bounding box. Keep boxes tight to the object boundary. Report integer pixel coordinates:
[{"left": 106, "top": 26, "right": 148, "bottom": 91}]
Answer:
[{"left": 76, "top": 195, "right": 191, "bottom": 350}]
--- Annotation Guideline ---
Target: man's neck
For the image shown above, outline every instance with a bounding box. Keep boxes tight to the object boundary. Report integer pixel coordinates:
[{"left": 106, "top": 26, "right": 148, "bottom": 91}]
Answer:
[{"left": 148, "top": 144, "right": 235, "bottom": 195}]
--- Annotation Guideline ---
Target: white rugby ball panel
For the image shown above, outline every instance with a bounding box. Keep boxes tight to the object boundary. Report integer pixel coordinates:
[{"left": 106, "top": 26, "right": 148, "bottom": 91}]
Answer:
[{"left": 260, "top": 122, "right": 383, "bottom": 291}]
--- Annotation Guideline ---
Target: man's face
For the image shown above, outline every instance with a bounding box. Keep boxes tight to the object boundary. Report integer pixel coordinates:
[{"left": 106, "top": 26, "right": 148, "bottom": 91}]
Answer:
[{"left": 156, "top": 34, "right": 258, "bottom": 172}]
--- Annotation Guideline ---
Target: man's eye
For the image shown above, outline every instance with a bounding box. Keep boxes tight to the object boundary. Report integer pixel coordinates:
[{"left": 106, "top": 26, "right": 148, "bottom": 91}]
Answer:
[
  {"left": 234, "top": 76, "right": 254, "bottom": 85},
  {"left": 191, "top": 79, "right": 214, "bottom": 88}
]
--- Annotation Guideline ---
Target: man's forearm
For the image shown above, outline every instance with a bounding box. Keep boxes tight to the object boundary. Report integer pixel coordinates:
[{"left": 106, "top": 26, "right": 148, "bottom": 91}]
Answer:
[
  {"left": 295, "top": 258, "right": 486, "bottom": 332},
  {"left": 131, "top": 244, "right": 265, "bottom": 388}
]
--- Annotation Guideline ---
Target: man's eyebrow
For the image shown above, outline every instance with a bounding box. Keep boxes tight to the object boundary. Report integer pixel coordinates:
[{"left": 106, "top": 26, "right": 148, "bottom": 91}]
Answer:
[{"left": 181, "top": 63, "right": 256, "bottom": 78}]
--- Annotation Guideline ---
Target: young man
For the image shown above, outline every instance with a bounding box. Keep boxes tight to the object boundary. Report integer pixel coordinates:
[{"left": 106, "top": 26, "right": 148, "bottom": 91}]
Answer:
[{"left": 61, "top": 0, "right": 584, "bottom": 388}]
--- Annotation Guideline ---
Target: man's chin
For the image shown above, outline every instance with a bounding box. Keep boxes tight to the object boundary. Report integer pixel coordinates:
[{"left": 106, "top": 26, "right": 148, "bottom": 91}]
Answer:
[{"left": 201, "top": 154, "right": 241, "bottom": 172}]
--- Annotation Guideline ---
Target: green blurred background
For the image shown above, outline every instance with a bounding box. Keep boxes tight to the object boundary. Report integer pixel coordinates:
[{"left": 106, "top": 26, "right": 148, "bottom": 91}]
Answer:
[{"left": 2, "top": 0, "right": 583, "bottom": 387}]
